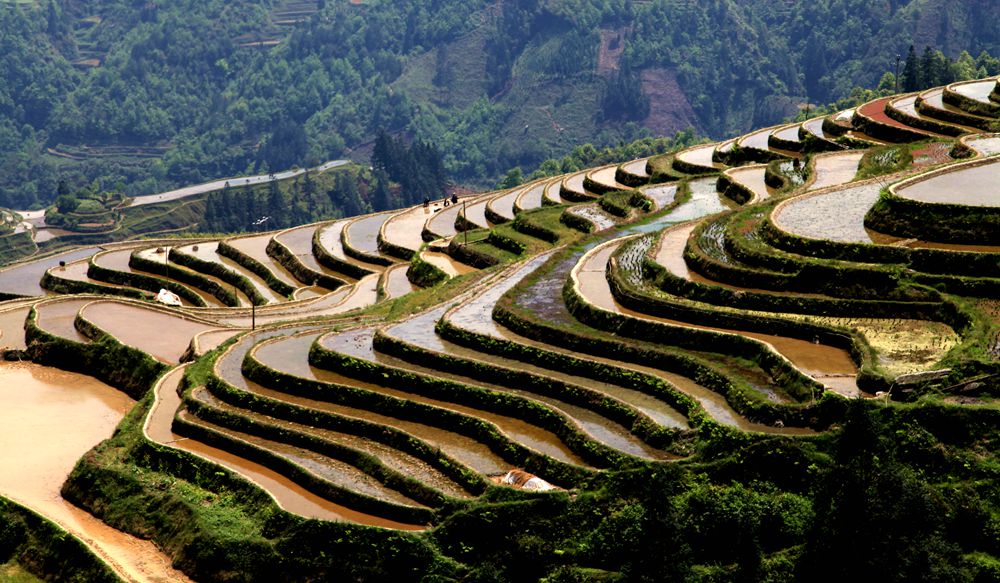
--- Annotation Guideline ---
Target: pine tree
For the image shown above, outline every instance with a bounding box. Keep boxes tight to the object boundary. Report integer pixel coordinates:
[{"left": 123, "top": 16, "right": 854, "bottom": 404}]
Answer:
[{"left": 901, "top": 45, "right": 919, "bottom": 92}]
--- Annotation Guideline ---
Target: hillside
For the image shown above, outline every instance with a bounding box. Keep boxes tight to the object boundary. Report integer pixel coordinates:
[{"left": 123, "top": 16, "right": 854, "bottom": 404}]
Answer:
[
  {"left": 0, "top": 70, "right": 999, "bottom": 580},
  {"left": 4, "top": 0, "right": 1000, "bottom": 212}
]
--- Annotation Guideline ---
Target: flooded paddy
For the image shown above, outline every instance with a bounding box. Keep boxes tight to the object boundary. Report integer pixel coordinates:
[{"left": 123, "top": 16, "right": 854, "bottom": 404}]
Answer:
[
  {"left": 738, "top": 127, "right": 774, "bottom": 151},
  {"left": 620, "top": 158, "right": 650, "bottom": 179},
  {"left": 949, "top": 78, "right": 997, "bottom": 103},
  {"left": 188, "top": 387, "right": 429, "bottom": 508},
  {"left": 343, "top": 212, "right": 396, "bottom": 260},
  {"left": 543, "top": 178, "right": 564, "bottom": 205},
  {"left": 588, "top": 165, "right": 628, "bottom": 192},
  {"left": 34, "top": 298, "right": 92, "bottom": 343},
  {"left": 0, "top": 362, "right": 189, "bottom": 582},
  {"left": 774, "top": 182, "right": 883, "bottom": 243},
  {"left": 773, "top": 124, "right": 802, "bottom": 144},
  {"left": 0, "top": 247, "right": 101, "bottom": 298},
  {"left": 641, "top": 184, "right": 677, "bottom": 210},
  {"left": 147, "top": 367, "right": 419, "bottom": 528},
  {"left": 0, "top": 304, "right": 31, "bottom": 350},
  {"left": 515, "top": 181, "right": 547, "bottom": 213},
  {"left": 97, "top": 248, "right": 227, "bottom": 307},
  {"left": 47, "top": 259, "right": 137, "bottom": 296},
  {"left": 227, "top": 233, "right": 304, "bottom": 288},
  {"left": 425, "top": 198, "right": 466, "bottom": 239},
  {"left": 460, "top": 199, "right": 491, "bottom": 229},
  {"left": 725, "top": 166, "right": 774, "bottom": 201},
  {"left": 895, "top": 159, "right": 1000, "bottom": 206},
  {"left": 385, "top": 307, "right": 680, "bottom": 459},
  {"left": 176, "top": 242, "right": 284, "bottom": 303},
  {"left": 566, "top": 205, "right": 618, "bottom": 231},
  {"left": 675, "top": 143, "right": 724, "bottom": 170},
  {"left": 275, "top": 224, "right": 353, "bottom": 284},
  {"left": 809, "top": 151, "right": 865, "bottom": 191},
  {"left": 380, "top": 206, "right": 437, "bottom": 256},
  {"left": 446, "top": 253, "right": 807, "bottom": 433},
  {"left": 964, "top": 134, "right": 1000, "bottom": 156},
  {"left": 801, "top": 117, "right": 828, "bottom": 140},
  {"left": 246, "top": 332, "right": 512, "bottom": 476},
  {"left": 421, "top": 249, "right": 477, "bottom": 277},
  {"left": 562, "top": 171, "right": 589, "bottom": 198},
  {"left": 383, "top": 264, "right": 416, "bottom": 299},
  {"left": 80, "top": 301, "right": 219, "bottom": 363},
  {"left": 487, "top": 188, "right": 522, "bottom": 222},
  {"left": 315, "top": 220, "right": 383, "bottom": 275},
  {"left": 575, "top": 239, "right": 859, "bottom": 392},
  {"left": 321, "top": 328, "right": 593, "bottom": 467}
]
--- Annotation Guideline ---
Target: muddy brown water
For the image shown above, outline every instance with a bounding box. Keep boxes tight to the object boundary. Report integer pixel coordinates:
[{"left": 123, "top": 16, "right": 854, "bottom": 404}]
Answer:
[
  {"left": 676, "top": 143, "right": 725, "bottom": 170},
  {"left": 577, "top": 240, "right": 859, "bottom": 392},
  {"left": 136, "top": 246, "right": 252, "bottom": 307},
  {"left": 383, "top": 264, "right": 416, "bottom": 299},
  {"left": 320, "top": 327, "right": 593, "bottom": 467},
  {"left": 244, "top": 331, "right": 512, "bottom": 476},
  {"left": 461, "top": 199, "right": 491, "bottom": 229},
  {"left": 35, "top": 298, "right": 91, "bottom": 343},
  {"left": 896, "top": 160, "right": 1000, "bottom": 206},
  {"left": 384, "top": 307, "right": 680, "bottom": 460},
  {"left": 0, "top": 305, "right": 31, "bottom": 350},
  {"left": 177, "top": 242, "right": 285, "bottom": 303},
  {"left": 0, "top": 247, "right": 101, "bottom": 298},
  {"left": 95, "top": 248, "right": 226, "bottom": 307},
  {"left": 189, "top": 387, "right": 430, "bottom": 508},
  {"left": 146, "top": 366, "right": 422, "bottom": 529},
  {"left": 50, "top": 259, "right": 136, "bottom": 294},
  {"left": 80, "top": 301, "right": 219, "bottom": 364},
  {"left": 228, "top": 233, "right": 306, "bottom": 287},
  {"left": 809, "top": 152, "right": 865, "bottom": 191},
  {"left": 316, "top": 220, "right": 384, "bottom": 274},
  {"left": 445, "top": 253, "right": 807, "bottom": 434},
  {"left": 0, "top": 362, "right": 190, "bottom": 582},
  {"left": 191, "top": 380, "right": 472, "bottom": 501},
  {"left": 726, "top": 166, "right": 775, "bottom": 201},
  {"left": 380, "top": 206, "right": 437, "bottom": 256},
  {"left": 421, "top": 250, "right": 476, "bottom": 277}
]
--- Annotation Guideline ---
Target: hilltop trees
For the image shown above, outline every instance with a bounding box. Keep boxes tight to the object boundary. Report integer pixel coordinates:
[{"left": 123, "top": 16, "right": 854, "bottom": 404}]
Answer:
[{"left": 372, "top": 131, "right": 448, "bottom": 206}]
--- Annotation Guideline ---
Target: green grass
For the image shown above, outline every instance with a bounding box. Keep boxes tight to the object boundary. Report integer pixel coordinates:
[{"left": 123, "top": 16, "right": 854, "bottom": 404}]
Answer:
[{"left": 0, "top": 562, "right": 43, "bottom": 583}]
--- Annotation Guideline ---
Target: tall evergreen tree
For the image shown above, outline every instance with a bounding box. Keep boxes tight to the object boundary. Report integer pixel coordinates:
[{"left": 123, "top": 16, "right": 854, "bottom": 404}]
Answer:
[{"left": 901, "top": 45, "right": 919, "bottom": 92}]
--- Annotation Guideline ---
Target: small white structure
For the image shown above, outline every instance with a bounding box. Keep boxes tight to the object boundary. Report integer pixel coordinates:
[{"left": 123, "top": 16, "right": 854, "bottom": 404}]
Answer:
[
  {"left": 155, "top": 289, "right": 183, "bottom": 306},
  {"left": 491, "top": 469, "right": 558, "bottom": 492}
]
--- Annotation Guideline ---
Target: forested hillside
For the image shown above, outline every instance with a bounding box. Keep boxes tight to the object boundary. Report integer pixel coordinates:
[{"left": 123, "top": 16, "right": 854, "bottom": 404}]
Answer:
[{"left": 4, "top": 0, "right": 1000, "bottom": 211}]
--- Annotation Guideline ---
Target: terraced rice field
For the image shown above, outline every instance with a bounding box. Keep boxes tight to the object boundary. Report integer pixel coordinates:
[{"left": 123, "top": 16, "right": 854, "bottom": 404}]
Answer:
[
  {"left": 4, "top": 76, "right": 1000, "bottom": 580},
  {"left": 895, "top": 158, "right": 1000, "bottom": 206},
  {"left": 675, "top": 143, "right": 725, "bottom": 170},
  {"left": 949, "top": 78, "right": 998, "bottom": 103},
  {"left": 725, "top": 165, "right": 774, "bottom": 201},
  {"left": 774, "top": 182, "right": 884, "bottom": 243}
]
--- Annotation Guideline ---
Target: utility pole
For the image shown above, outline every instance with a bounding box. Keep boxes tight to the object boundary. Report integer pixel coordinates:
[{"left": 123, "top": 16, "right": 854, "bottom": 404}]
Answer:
[{"left": 252, "top": 303, "right": 255, "bottom": 331}]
